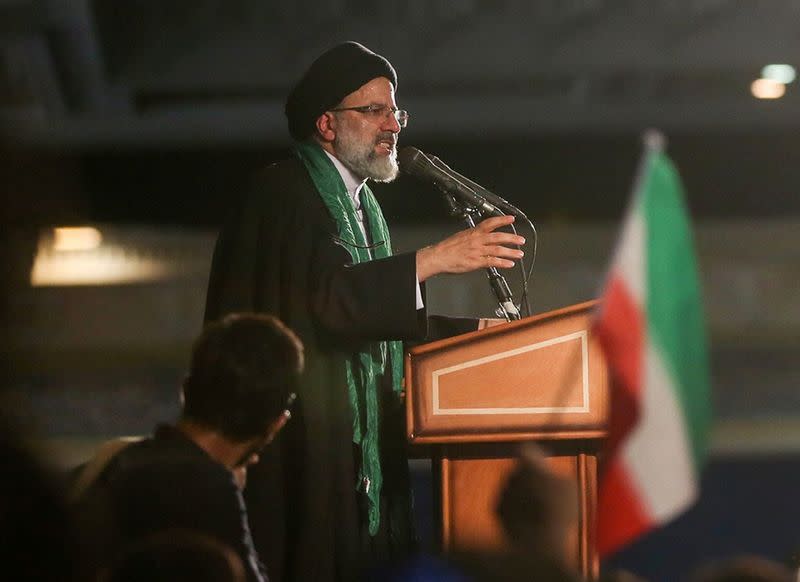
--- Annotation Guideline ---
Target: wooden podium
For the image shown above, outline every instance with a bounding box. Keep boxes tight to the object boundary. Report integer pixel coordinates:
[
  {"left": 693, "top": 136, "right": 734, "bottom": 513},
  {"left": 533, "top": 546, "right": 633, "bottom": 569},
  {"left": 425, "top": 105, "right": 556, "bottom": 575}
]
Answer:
[{"left": 405, "top": 301, "right": 608, "bottom": 579}]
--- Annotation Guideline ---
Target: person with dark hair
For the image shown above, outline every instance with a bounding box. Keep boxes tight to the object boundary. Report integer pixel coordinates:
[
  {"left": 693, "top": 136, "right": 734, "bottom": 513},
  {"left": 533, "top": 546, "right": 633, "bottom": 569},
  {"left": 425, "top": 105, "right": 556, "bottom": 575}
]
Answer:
[
  {"left": 180, "top": 313, "right": 302, "bottom": 448},
  {"left": 73, "top": 313, "right": 304, "bottom": 582},
  {"left": 101, "top": 529, "right": 246, "bottom": 582},
  {"left": 204, "top": 41, "right": 524, "bottom": 582},
  {"left": 495, "top": 444, "right": 577, "bottom": 566},
  {"left": 690, "top": 555, "right": 794, "bottom": 582},
  {"left": 439, "top": 444, "right": 580, "bottom": 582}
]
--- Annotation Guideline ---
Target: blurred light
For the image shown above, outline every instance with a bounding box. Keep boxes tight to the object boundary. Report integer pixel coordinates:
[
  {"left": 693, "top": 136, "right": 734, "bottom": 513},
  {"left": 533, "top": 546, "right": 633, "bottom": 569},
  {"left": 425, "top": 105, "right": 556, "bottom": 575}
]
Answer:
[
  {"left": 32, "top": 226, "right": 171, "bottom": 286},
  {"left": 53, "top": 226, "right": 102, "bottom": 251},
  {"left": 31, "top": 248, "right": 170, "bottom": 286},
  {"left": 751, "top": 78, "right": 786, "bottom": 99},
  {"left": 761, "top": 64, "right": 796, "bottom": 85}
]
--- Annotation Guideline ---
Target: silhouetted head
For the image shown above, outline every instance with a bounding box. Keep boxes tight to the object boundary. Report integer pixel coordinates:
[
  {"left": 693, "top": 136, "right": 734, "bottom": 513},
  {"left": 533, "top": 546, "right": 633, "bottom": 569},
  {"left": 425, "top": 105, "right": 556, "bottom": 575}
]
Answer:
[
  {"left": 691, "top": 555, "right": 794, "bottom": 582},
  {"left": 101, "top": 529, "right": 245, "bottom": 582},
  {"left": 182, "top": 313, "right": 303, "bottom": 443},
  {"left": 495, "top": 443, "right": 577, "bottom": 564}
]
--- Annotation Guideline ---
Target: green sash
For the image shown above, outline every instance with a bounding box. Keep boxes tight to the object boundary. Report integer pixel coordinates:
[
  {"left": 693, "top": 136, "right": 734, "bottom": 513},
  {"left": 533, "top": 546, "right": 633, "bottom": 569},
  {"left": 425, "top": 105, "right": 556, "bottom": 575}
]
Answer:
[{"left": 295, "top": 141, "right": 404, "bottom": 536}]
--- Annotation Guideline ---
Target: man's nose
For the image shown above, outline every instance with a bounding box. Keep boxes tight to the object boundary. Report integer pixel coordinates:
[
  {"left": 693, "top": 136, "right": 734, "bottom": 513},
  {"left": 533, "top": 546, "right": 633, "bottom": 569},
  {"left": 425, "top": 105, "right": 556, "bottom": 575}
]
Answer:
[{"left": 383, "top": 111, "right": 401, "bottom": 133}]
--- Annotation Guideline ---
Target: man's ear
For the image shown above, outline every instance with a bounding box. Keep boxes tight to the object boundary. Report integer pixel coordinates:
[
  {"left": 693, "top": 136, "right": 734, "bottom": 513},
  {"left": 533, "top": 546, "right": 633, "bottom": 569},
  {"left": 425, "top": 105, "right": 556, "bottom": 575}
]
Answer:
[{"left": 315, "top": 112, "right": 336, "bottom": 143}]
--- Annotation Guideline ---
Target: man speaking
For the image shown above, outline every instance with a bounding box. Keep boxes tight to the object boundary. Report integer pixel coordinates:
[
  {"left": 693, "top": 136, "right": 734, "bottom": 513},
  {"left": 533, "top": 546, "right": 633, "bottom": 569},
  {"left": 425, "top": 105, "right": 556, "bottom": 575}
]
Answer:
[{"left": 204, "top": 41, "right": 525, "bottom": 582}]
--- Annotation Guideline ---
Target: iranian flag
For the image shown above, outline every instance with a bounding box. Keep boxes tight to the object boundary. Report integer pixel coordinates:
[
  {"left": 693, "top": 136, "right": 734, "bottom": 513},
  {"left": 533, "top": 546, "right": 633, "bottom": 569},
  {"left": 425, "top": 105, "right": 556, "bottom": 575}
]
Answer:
[{"left": 593, "top": 132, "right": 711, "bottom": 557}]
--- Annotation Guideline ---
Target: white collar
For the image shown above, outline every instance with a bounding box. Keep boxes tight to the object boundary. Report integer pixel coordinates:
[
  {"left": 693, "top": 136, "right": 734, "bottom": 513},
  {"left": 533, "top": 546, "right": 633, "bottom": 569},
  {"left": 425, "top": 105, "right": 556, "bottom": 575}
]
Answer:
[{"left": 323, "top": 149, "right": 367, "bottom": 208}]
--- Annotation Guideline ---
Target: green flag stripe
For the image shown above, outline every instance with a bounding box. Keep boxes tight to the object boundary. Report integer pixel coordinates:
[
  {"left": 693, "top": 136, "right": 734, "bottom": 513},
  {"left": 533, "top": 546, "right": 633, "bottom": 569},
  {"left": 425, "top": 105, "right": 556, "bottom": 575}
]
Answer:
[{"left": 643, "top": 151, "right": 712, "bottom": 471}]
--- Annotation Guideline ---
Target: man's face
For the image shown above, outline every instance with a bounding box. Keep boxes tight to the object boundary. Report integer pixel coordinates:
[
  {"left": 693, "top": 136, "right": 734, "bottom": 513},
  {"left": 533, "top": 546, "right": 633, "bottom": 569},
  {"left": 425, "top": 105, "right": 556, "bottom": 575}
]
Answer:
[{"left": 330, "top": 77, "right": 401, "bottom": 182}]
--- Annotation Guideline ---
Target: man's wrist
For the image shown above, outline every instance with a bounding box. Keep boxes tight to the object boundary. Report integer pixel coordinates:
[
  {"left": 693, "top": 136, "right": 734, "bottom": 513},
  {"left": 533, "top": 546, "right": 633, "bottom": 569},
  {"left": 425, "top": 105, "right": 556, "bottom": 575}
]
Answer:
[{"left": 415, "top": 246, "right": 437, "bottom": 283}]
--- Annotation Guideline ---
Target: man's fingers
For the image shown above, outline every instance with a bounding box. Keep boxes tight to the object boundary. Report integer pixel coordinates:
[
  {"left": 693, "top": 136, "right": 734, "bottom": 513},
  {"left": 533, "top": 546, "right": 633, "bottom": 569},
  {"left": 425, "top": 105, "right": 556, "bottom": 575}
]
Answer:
[
  {"left": 486, "top": 245, "right": 524, "bottom": 259},
  {"left": 487, "top": 256, "right": 515, "bottom": 269},
  {"left": 431, "top": 217, "right": 527, "bottom": 276},
  {"left": 485, "top": 232, "right": 526, "bottom": 246},
  {"left": 476, "top": 215, "right": 515, "bottom": 231}
]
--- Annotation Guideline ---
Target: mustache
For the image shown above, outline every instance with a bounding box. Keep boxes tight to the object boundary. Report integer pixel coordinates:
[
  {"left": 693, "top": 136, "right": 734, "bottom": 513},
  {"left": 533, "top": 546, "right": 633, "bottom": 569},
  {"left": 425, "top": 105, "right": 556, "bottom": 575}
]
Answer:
[{"left": 376, "top": 132, "right": 397, "bottom": 146}]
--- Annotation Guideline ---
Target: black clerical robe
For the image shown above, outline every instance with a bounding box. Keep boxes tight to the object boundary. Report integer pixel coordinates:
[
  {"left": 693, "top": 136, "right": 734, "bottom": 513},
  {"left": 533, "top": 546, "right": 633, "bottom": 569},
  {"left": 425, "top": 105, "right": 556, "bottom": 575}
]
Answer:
[{"left": 204, "top": 156, "right": 473, "bottom": 582}]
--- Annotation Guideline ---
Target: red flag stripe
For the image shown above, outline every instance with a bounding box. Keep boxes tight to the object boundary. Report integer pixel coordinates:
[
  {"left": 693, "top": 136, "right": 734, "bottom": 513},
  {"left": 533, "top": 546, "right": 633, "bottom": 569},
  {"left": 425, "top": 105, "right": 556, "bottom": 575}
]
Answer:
[
  {"left": 595, "top": 273, "right": 643, "bottom": 452},
  {"left": 597, "top": 459, "right": 652, "bottom": 556}
]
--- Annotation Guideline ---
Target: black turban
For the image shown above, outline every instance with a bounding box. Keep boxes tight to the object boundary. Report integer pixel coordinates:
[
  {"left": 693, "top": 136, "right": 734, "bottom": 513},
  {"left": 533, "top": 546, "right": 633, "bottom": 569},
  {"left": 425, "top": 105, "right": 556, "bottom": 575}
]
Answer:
[{"left": 285, "top": 41, "right": 397, "bottom": 141}]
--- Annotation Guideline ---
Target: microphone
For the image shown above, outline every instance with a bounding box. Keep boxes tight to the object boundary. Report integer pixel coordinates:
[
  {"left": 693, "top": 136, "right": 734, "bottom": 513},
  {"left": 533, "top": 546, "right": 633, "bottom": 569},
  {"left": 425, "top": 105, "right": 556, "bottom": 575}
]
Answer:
[
  {"left": 398, "top": 147, "right": 526, "bottom": 218},
  {"left": 398, "top": 147, "right": 505, "bottom": 217},
  {"left": 426, "top": 155, "right": 528, "bottom": 219}
]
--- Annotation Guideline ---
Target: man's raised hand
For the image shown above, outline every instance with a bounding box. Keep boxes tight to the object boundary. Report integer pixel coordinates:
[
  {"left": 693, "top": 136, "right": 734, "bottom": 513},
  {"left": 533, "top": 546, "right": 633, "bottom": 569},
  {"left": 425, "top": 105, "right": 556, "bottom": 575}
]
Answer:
[{"left": 416, "top": 215, "right": 525, "bottom": 282}]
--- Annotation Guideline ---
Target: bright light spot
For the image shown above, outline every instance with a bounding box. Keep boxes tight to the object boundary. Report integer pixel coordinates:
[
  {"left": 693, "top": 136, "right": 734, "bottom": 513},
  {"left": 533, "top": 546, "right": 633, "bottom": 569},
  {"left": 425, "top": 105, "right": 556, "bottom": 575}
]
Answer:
[
  {"left": 53, "top": 226, "right": 102, "bottom": 251},
  {"left": 30, "top": 247, "right": 170, "bottom": 286},
  {"left": 32, "top": 227, "right": 171, "bottom": 286},
  {"left": 761, "top": 64, "right": 796, "bottom": 85},
  {"left": 751, "top": 78, "right": 786, "bottom": 99}
]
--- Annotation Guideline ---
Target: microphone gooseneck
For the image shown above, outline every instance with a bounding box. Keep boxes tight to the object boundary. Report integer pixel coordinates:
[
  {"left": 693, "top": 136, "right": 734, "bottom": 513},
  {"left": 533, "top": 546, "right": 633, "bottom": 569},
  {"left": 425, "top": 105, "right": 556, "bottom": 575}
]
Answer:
[{"left": 399, "top": 146, "right": 522, "bottom": 321}]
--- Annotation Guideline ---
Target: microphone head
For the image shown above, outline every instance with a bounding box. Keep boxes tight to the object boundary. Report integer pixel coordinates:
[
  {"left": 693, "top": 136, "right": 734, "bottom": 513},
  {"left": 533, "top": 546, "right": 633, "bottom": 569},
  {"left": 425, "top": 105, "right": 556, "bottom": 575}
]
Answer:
[{"left": 398, "top": 146, "right": 432, "bottom": 177}]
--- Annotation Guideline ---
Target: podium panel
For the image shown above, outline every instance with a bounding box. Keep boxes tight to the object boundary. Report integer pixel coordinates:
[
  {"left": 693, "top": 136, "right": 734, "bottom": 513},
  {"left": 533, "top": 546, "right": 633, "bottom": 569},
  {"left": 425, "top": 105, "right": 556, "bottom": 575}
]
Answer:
[
  {"left": 407, "top": 301, "right": 607, "bottom": 443},
  {"left": 406, "top": 301, "right": 607, "bottom": 579},
  {"left": 437, "top": 447, "right": 597, "bottom": 577}
]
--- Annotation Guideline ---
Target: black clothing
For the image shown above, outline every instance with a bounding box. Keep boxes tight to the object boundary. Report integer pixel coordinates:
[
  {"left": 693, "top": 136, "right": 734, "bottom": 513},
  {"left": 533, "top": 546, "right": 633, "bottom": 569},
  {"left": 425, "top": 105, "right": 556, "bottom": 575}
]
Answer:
[
  {"left": 75, "top": 425, "right": 268, "bottom": 582},
  {"left": 0, "top": 426, "right": 81, "bottom": 581},
  {"left": 204, "top": 156, "right": 473, "bottom": 582}
]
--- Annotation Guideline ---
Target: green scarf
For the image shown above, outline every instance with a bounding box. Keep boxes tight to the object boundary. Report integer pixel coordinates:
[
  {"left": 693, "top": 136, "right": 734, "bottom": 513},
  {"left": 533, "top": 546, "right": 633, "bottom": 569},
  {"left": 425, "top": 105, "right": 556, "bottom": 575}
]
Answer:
[{"left": 295, "top": 141, "right": 404, "bottom": 536}]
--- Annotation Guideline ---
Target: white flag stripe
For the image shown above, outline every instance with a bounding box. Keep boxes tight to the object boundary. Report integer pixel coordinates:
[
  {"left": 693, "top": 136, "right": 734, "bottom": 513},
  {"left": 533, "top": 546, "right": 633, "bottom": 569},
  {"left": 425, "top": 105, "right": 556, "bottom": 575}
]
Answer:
[
  {"left": 623, "top": 322, "right": 699, "bottom": 520},
  {"left": 614, "top": 194, "right": 697, "bottom": 522},
  {"left": 611, "top": 204, "right": 645, "bottom": 306}
]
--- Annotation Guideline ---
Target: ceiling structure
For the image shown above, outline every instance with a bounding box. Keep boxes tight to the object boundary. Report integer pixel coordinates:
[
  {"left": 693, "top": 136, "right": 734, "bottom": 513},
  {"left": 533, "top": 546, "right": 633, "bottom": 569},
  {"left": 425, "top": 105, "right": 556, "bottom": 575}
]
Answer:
[{"left": 3, "top": 0, "right": 800, "bottom": 147}]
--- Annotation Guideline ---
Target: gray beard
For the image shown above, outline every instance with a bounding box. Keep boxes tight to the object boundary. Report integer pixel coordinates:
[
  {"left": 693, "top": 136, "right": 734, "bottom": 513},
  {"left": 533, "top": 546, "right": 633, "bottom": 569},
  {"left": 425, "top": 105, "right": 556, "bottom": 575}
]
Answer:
[{"left": 333, "top": 130, "right": 399, "bottom": 183}]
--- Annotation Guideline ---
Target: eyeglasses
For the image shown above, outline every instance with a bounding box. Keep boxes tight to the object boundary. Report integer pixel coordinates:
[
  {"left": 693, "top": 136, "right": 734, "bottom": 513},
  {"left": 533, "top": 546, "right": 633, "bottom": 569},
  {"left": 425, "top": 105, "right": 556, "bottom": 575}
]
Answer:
[{"left": 329, "top": 104, "right": 409, "bottom": 128}]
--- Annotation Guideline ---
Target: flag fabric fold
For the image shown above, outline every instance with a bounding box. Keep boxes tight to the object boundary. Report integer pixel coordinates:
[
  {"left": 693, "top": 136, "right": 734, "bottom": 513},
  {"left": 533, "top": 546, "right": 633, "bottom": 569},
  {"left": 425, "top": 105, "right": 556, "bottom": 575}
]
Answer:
[{"left": 593, "top": 133, "right": 712, "bottom": 557}]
